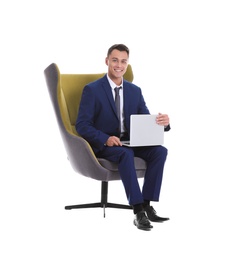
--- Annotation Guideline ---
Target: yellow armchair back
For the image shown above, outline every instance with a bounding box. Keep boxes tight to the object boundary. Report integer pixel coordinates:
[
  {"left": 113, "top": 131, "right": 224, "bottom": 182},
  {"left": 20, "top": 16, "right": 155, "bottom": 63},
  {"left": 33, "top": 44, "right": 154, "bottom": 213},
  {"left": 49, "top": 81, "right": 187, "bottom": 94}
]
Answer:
[{"left": 57, "top": 65, "right": 134, "bottom": 136}]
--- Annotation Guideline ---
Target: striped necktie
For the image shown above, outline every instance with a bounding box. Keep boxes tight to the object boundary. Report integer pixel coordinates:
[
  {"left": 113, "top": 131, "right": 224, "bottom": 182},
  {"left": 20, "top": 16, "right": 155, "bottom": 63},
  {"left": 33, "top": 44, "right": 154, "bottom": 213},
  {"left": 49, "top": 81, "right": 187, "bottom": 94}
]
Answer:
[{"left": 114, "top": 86, "right": 122, "bottom": 134}]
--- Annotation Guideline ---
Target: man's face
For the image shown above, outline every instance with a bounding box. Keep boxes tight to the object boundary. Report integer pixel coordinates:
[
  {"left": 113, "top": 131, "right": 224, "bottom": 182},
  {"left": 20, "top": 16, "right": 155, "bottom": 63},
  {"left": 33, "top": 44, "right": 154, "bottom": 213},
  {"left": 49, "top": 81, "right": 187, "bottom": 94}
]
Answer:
[{"left": 105, "top": 49, "right": 129, "bottom": 82}]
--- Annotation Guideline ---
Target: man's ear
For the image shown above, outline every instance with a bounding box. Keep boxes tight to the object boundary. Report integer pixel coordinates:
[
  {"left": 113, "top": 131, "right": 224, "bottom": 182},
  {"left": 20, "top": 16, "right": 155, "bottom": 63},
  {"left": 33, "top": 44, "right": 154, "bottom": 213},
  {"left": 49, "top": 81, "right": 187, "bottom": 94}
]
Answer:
[{"left": 105, "top": 57, "right": 109, "bottom": 66}]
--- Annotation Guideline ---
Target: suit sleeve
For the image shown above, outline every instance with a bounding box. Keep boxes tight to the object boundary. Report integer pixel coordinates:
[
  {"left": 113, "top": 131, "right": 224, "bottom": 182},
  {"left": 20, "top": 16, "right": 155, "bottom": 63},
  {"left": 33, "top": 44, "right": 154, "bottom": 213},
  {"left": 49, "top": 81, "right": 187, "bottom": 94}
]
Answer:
[
  {"left": 164, "top": 124, "right": 171, "bottom": 131},
  {"left": 75, "top": 85, "right": 109, "bottom": 150}
]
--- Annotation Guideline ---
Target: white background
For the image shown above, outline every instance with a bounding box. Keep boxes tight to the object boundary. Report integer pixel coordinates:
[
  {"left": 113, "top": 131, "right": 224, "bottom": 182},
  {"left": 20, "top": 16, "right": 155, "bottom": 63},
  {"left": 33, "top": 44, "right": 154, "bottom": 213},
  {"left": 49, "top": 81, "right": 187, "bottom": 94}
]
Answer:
[{"left": 1, "top": 0, "right": 232, "bottom": 259}]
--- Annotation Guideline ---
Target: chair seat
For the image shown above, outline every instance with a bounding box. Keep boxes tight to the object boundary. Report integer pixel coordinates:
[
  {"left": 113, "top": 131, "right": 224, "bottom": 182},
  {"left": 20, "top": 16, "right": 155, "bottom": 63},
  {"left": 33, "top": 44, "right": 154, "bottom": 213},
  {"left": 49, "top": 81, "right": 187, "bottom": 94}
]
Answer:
[{"left": 97, "top": 157, "right": 147, "bottom": 179}]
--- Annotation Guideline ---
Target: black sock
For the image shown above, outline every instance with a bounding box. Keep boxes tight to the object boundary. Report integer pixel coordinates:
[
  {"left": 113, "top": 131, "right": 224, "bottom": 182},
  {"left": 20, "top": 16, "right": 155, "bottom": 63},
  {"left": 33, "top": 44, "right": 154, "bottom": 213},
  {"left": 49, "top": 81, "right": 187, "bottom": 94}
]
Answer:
[
  {"left": 143, "top": 200, "right": 150, "bottom": 208},
  {"left": 133, "top": 203, "right": 144, "bottom": 214}
]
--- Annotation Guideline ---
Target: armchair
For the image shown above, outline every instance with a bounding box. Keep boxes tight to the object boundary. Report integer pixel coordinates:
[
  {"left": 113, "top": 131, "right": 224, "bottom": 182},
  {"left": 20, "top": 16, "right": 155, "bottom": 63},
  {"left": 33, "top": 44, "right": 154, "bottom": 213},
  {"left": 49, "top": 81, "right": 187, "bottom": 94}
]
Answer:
[{"left": 44, "top": 63, "right": 147, "bottom": 217}]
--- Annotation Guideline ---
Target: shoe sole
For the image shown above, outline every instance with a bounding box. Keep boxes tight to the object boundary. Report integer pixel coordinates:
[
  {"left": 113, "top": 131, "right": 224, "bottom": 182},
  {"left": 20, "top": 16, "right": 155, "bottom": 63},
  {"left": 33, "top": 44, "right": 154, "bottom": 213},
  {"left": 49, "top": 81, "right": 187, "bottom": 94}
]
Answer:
[
  {"left": 133, "top": 220, "right": 153, "bottom": 231},
  {"left": 147, "top": 218, "right": 170, "bottom": 223}
]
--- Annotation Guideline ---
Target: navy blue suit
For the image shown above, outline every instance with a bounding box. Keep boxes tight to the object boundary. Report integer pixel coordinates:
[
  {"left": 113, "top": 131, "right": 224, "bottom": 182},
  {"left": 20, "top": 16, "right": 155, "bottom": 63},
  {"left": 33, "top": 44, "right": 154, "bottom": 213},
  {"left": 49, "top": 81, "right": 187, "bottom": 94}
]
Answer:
[{"left": 76, "top": 75, "right": 170, "bottom": 205}]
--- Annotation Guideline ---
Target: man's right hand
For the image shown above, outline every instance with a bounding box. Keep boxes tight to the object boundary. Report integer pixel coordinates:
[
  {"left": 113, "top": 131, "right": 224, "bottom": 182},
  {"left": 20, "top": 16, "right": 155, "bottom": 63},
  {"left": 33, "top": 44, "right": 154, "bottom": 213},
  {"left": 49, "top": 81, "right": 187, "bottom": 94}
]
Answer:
[{"left": 105, "top": 136, "right": 122, "bottom": 146}]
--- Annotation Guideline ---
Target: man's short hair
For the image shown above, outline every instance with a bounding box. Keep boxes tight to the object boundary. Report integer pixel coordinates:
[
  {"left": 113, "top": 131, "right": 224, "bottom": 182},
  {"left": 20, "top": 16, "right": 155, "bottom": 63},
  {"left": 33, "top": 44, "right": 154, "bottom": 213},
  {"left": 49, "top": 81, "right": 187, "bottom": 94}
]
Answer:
[{"left": 107, "top": 44, "right": 129, "bottom": 57}]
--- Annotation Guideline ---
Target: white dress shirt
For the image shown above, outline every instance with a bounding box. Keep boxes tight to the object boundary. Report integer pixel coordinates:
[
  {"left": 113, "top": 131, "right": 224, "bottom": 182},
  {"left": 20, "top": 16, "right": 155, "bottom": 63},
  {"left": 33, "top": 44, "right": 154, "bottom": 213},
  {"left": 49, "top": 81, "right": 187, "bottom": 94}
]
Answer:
[{"left": 107, "top": 74, "right": 126, "bottom": 133}]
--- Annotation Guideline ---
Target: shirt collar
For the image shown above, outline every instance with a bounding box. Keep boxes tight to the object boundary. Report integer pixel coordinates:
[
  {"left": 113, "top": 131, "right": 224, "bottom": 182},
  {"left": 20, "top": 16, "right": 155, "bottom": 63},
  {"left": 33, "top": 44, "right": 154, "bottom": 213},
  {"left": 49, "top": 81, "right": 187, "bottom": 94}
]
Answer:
[{"left": 107, "top": 74, "right": 123, "bottom": 90}]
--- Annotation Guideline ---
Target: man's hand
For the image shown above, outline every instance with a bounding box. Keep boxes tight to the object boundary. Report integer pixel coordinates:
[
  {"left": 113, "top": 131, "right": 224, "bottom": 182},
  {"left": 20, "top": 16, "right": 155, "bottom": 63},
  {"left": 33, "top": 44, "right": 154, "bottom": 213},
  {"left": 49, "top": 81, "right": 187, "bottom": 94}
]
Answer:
[
  {"left": 105, "top": 136, "right": 122, "bottom": 146},
  {"left": 156, "top": 113, "right": 170, "bottom": 127}
]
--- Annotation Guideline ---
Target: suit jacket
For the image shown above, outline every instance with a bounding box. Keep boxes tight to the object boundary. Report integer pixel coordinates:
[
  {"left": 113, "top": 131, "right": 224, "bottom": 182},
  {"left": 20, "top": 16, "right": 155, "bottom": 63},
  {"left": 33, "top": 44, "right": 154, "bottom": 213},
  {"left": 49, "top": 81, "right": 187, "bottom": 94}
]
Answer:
[{"left": 76, "top": 74, "right": 169, "bottom": 153}]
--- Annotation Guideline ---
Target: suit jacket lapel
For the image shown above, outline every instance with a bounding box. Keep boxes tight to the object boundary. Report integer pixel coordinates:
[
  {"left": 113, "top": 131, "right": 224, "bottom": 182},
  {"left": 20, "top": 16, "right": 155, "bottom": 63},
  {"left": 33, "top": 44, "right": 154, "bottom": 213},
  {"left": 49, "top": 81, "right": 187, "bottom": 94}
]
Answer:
[
  {"left": 123, "top": 82, "right": 130, "bottom": 121},
  {"left": 102, "top": 75, "right": 118, "bottom": 117}
]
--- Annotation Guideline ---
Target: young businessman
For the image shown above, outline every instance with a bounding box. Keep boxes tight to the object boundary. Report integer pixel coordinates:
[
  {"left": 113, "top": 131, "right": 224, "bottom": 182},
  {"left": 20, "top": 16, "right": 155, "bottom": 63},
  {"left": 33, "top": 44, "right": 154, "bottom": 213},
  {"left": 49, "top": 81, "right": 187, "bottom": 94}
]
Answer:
[{"left": 76, "top": 44, "right": 170, "bottom": 230}]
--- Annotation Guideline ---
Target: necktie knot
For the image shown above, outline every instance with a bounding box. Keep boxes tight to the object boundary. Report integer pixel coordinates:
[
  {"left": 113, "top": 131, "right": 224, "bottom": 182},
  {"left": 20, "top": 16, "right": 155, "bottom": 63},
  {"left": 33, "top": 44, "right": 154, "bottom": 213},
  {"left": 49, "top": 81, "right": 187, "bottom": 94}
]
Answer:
[{"left": 114, "top": 86, "right": 121, "bottom": 96}]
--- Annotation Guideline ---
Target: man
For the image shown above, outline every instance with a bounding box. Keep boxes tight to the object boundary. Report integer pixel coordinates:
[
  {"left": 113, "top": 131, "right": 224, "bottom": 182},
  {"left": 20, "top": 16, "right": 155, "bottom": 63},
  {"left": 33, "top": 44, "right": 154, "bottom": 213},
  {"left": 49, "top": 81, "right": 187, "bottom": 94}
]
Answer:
[{"left": 76, "top": 44, "right": 171, "bottom": 230}]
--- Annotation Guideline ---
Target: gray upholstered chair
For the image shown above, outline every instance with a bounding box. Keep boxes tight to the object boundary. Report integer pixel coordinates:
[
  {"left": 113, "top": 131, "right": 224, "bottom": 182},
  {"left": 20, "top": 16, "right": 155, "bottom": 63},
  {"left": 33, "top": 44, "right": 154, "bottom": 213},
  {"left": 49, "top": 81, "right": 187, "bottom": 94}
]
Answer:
[{"left": 44, "top": 63, "right": 147, "bottom": 217}]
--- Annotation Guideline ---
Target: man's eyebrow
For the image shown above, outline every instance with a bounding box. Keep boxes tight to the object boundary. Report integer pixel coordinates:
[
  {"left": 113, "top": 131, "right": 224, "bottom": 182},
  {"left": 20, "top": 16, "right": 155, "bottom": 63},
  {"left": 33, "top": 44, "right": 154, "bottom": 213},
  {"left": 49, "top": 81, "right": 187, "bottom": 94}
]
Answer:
[{"left": 111, "top": 57, "right": 128, "bottom": 61}]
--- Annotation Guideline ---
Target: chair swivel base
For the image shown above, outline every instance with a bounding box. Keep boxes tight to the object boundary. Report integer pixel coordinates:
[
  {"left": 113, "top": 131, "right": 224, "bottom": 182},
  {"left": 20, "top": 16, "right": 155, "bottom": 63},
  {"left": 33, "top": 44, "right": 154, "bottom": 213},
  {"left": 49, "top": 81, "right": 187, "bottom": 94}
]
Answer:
[
  {"left": 65, "top": 202, "right": 132, "bottom": 217},
  {"left": 64, "top": 181, "right": 132, "bottom": 217}
]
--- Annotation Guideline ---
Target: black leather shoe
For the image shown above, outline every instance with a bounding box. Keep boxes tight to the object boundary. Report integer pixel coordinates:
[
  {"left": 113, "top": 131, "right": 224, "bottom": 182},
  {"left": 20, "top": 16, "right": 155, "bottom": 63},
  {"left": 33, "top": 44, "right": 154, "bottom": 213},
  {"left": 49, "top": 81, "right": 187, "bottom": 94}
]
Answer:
[
  {"left": 134, "top": 211, "right": 153, "bottom": 230},
  {"left": 144, "top": 205, "right": 170, "bottom": 222}
]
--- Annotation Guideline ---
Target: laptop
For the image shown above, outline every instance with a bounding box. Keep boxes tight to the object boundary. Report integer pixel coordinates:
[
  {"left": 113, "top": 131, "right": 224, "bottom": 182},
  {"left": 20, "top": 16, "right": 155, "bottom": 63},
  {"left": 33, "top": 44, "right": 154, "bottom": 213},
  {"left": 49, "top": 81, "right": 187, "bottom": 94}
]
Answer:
[{"left": 121, "top": 114, "right": 164, "bottom": 147}]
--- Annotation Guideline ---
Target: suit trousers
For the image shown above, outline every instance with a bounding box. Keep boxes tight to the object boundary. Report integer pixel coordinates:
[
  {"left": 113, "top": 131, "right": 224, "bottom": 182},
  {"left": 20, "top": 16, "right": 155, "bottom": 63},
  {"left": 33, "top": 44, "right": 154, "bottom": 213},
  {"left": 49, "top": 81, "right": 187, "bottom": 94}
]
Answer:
[{"left": 96, "top": 145, "right": 168, "bottom": 206}]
